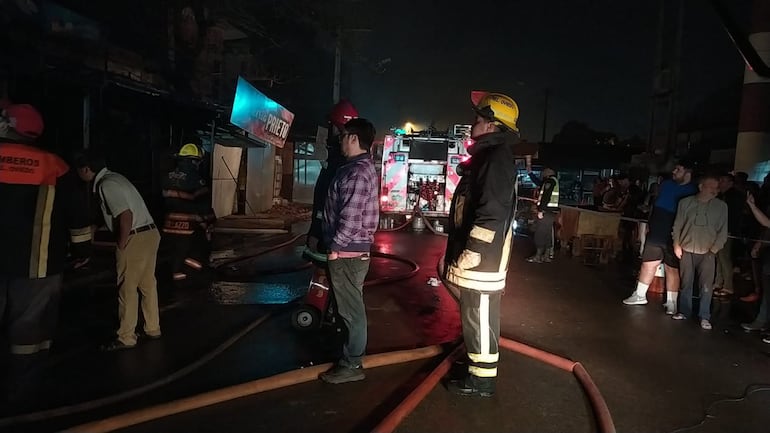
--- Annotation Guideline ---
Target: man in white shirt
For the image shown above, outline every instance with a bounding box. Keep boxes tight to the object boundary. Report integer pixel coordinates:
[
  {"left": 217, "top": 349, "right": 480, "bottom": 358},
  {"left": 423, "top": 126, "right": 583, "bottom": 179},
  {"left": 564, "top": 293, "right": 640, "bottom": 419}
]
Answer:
[{"left": 74, "top": 151, "right": 161, "bottom": 351}]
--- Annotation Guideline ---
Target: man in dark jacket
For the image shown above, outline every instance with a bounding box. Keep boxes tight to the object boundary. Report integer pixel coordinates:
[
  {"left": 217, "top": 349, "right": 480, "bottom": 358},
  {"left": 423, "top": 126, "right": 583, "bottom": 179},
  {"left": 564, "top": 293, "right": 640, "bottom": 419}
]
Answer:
[
  {"left": 307, "top": 99, "right": 359, "bottom": 253},
  {"left": 441, "top": 91, "right": 535, "bottom": 397},
  {"left": 714, "top": 173, "right": 743, "bottom": 296},
  {"left": 0, "top": 104, "right": 91, "bottom": 410}
]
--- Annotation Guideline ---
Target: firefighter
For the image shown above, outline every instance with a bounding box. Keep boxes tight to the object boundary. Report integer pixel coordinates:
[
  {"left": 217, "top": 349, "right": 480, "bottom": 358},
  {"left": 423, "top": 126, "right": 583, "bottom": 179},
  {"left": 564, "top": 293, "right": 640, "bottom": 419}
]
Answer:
[
  {"left": 0, "top": 104, "right": 91, "bottom": 409},
  {"left": 526, "top": 161, "right": 559, "bottom": 263},
  {"left": 440, "top": 91, "right": 522, "bottom": 397},
  {"left": 307, "top": 99, "right": 359, "bottom": 253},
  {"left": 161, "top": 142, "right": 215, "bottom": 287}
]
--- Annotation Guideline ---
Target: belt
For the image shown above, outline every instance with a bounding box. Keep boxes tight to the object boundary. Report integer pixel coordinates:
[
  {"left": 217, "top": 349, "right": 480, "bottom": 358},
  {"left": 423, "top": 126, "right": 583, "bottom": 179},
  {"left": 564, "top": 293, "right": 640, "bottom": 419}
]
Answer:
[{"left": 129, "top": 223, "right": 156, "bottom": 235}]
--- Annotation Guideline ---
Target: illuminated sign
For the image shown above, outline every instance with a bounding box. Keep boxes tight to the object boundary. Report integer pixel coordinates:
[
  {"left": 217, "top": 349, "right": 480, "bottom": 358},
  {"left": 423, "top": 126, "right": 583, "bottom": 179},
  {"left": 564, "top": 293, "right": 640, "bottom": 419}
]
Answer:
[{"left": 230, "top": 77, "right": 295, "bottom": 148}]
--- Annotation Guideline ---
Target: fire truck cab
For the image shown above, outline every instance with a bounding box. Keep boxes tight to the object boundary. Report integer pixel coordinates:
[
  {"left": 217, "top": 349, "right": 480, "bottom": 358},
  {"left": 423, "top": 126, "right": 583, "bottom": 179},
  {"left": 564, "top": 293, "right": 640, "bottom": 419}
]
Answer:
[{"left": 379, "top": 125, "right": 472, "bottom": 218}]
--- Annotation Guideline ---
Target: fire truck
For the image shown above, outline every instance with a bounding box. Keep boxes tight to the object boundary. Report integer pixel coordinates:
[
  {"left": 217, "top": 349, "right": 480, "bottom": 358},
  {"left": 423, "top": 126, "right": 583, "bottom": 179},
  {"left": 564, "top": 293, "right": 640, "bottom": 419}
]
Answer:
[{"left": 379, "top": 125, "right": 472, "bottom": 217}]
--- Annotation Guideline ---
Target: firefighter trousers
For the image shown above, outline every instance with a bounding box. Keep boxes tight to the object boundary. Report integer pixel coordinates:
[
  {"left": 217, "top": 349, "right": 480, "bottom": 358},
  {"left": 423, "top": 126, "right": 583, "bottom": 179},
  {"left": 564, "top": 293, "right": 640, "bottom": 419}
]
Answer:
[
  {"left": 116, "top": 229, "right": 161, "bottom": 346},
  {"left": 0, "top": 273, "right": 62, "bottom": 409},
  {"left": 460, "top": 288, "right": 501, "bottom": 378},
  {"left": 165, "top": 229, "right": 209, "bottom": 284}
]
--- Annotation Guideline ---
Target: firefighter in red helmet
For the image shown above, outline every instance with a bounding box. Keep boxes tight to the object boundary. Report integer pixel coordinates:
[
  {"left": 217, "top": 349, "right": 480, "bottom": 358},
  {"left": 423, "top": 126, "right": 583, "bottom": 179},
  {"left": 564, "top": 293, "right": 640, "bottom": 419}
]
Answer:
[
  {"left": 0, "top": 104, "right": 91, "bottom": 410},
  {"left": 307, "top": 99, "right": 359, "bottom": 253}
]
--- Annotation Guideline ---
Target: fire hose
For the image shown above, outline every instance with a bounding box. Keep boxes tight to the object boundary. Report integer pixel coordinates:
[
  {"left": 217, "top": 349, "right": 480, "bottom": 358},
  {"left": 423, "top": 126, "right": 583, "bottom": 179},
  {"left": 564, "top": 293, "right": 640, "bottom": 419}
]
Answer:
[
  {"left": 12, "top": 209, "right": 615, "bottom": 433},
  {"left": 371, "top": 207, "right": 616, "bottom": 433},
  {"left": 0, "top": 235, "right": 420, "bottom": 430}
]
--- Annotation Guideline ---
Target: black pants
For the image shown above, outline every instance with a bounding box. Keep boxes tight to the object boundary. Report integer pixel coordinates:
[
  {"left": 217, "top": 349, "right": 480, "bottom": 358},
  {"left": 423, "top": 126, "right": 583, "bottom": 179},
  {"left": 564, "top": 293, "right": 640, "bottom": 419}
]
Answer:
[
  {"left": 460, "top": 288, "right": 502, "bottom": 378},
  {"left": 0, "top": 274, "right": 62, "bottom": 410},
  {"left": 534, "top": 211, "right": 555, "bottom": 250},
  {"left": 679, "top": 251, "right": 716, "bottom": 320}
]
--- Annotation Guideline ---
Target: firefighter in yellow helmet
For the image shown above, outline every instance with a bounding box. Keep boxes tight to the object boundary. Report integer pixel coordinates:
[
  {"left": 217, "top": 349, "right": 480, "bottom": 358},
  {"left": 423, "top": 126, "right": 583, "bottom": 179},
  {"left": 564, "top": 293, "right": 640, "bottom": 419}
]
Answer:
[
  {"left": 162, "top": 141, "right": 216, "bottom": 287},
  {"left": 440, "top": 91, "right": 535, "bottom": 397}
]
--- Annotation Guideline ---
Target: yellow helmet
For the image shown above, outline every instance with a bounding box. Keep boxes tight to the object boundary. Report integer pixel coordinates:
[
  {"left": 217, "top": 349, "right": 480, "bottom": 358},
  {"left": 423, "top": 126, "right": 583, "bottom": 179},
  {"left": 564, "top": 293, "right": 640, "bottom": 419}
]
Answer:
[
  {"left": 470, "top": 91, "right": 519, "bottom": 132},
  {"left": 177, "top": 143, "right": 203, "bottom": 159}
]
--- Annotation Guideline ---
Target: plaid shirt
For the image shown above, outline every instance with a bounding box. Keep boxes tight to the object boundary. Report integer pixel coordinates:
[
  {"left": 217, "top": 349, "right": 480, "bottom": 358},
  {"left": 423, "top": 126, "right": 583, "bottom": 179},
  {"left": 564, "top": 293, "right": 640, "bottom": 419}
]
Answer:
[{"left": 323, "top": 153, "right": 379, "bottom": 252}]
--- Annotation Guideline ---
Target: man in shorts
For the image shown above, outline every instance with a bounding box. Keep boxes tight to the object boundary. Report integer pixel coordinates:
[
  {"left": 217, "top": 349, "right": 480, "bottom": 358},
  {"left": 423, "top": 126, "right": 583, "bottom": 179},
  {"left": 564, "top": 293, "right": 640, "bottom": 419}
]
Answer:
[{"left": 623, "top": 160, "right": 697, "bottom": 314}]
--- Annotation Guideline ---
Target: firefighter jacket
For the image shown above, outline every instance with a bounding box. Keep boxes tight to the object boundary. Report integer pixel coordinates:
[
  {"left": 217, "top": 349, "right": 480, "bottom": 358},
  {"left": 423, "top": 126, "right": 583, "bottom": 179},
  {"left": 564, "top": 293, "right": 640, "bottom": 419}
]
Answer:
[
  {"left": 443, "top": 131, "right": 519, "bottom": 292},
  {"left": 0, "top": 141, "right": 92, "bottom": 278},
  {"left": 537, "top": 176, "right": 559, "bottom": 211},
  {"left": 162, "top": 160, "right": 215, "bottom": 235}
]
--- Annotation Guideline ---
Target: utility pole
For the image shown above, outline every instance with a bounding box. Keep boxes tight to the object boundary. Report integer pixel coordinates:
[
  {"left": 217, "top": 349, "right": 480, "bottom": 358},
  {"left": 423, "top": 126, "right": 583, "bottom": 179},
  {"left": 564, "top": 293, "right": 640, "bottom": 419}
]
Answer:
[
  {"left": 332, "top": 27, "right": 372, "bottom": 105},
  {"left": 647, "top": 0, "right": 666, "bottom": 152},
  {"left": 333, "top": 26, "right": 341, "bottom": 104},
  {"left": 668, "top": 0, "right": 685, "bottom": 157},
  {"left": 648, "top": 0, "right": 684, "bottom": 159},
  {"left": 541, "top": 88, "right": 550, "bottom": 143}
]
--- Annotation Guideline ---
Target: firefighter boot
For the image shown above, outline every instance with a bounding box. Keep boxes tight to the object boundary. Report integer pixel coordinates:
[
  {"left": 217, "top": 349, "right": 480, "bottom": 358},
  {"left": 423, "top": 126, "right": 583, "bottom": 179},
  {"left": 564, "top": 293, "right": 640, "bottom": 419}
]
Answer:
[{"left": 447, "top": 374, "right": 496, "bottom": 397}]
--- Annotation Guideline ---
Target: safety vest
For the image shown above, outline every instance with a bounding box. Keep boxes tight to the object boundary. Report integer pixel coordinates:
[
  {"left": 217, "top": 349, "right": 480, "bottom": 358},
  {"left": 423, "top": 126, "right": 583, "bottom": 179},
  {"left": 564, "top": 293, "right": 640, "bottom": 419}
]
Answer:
[{"left": 538, "top": 177, "right": 559, "bottom": 208}]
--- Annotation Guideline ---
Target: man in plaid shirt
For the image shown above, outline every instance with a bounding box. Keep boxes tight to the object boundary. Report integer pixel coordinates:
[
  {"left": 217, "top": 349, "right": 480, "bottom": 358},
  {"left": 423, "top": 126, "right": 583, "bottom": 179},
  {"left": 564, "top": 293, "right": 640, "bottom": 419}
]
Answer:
[{"left": 320, "top": 118, "right": 379, "bottom": 384}]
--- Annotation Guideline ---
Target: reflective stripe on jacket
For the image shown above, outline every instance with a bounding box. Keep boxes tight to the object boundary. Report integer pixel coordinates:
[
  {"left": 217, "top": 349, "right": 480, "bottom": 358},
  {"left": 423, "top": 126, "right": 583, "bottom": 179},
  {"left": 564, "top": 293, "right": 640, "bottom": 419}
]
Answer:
[
  {"left": 0, "top": 142, "right": 92, "bottom": 278},
  {"left": 537, "top": 177, "right": 559, "bottom": 210}
]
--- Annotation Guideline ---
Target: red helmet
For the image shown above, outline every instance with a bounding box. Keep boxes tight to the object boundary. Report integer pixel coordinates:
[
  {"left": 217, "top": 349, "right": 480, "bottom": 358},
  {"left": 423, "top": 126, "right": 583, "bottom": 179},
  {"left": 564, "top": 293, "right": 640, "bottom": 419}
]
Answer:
[
  {"left": 329, "top": 99, "right": 359, "bottom": 130},
  {"left": 2, "top": 104, "right": 44, "bottom": 138}
]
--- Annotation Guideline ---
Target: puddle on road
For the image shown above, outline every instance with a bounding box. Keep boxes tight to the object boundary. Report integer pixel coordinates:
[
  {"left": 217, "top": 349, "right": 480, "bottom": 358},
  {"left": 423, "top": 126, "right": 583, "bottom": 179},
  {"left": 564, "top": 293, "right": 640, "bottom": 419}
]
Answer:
[
  {"left": 208, "top": 250, "right": 461, "bottom": 348},
  {"left": 210, "top": 280, "right": 309, "bottom": 305}
]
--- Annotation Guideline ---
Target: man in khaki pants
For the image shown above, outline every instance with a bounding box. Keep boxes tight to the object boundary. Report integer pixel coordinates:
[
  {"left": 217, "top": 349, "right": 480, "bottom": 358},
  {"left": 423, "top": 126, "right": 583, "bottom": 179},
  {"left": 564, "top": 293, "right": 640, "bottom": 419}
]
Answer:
[{"left": 74, "top": 151, "right": 161, "bottom": 351}]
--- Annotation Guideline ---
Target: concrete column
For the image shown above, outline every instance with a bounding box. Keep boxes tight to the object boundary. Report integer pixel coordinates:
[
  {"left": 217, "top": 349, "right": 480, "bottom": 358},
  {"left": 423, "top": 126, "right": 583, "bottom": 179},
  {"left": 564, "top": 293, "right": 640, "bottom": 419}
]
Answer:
[{"left": 734, "top": 0, "right": 770, "bottom": 179}]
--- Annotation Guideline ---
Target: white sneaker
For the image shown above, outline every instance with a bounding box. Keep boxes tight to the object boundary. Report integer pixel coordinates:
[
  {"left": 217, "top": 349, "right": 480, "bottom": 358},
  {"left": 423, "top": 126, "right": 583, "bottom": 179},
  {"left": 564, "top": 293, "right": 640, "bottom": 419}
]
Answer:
[
  {"left": 740, "top": 321, "right": 768, "bottom": 332},
  {"left": 623, "top": 293, "right": 648, "bottom": 305},
  {"left": 664, "top": 302, "right": 677, "bottom": 315},
  {"left": 700, "top": 320, "right": 712, "bottom": 330}
]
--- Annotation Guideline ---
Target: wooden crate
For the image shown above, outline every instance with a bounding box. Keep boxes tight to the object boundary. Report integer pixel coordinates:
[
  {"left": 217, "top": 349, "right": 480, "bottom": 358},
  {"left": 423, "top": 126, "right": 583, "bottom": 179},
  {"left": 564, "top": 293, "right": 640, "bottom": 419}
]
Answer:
[{"left": 580, "top": 235, "right": 614, "bottom": 265}]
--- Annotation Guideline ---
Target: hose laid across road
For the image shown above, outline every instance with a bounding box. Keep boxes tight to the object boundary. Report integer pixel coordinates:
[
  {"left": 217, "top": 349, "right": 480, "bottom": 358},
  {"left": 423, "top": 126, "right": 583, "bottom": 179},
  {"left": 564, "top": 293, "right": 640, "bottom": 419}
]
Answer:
[
  {"left": 63, "top": 346, "right": 443, "bottom": 433},
  {"left": 13, "top": 210, "right": 616, "bottom": 433},
  {"left": 372, "top": 338, "right": 616, "bottom": 433},
  {"left": 371, "top": 208, "right": 616, "bottom": 433},
  {"left": 0, "top": 235, "right": 421, "bottom": 431}
]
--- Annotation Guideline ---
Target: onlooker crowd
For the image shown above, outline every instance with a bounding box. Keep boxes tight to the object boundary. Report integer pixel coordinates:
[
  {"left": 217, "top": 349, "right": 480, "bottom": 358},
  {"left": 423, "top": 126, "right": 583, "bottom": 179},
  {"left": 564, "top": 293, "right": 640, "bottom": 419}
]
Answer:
[{"left": 620, "top": 163, "right": 770, "bottom": 344}]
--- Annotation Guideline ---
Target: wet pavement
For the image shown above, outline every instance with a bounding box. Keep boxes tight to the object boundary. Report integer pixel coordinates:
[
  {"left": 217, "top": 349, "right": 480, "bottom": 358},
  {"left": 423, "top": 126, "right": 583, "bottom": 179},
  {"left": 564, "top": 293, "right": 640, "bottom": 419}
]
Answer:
[{"left": 3, "top": 230, "right": 770, "bottom": 433}]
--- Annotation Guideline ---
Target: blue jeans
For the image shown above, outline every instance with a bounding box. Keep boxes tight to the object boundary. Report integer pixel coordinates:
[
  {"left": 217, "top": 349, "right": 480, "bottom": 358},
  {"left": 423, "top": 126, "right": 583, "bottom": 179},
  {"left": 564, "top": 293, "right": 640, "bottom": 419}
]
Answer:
[
  {"left": 756, "top": 274, "right": 770, "bottom": 325},
  {"left": 327, "top": 255, "right": 371, "bottom": 367},
  {"left": 679, "top": 251, "right": 716, "bottom": 320}
]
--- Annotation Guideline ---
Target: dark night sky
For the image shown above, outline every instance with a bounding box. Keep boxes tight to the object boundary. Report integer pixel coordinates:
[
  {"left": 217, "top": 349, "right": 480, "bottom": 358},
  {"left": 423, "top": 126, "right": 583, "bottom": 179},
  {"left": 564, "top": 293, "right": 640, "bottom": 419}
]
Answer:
[{"left": 345, "top": 0, "right": 749, "bottom": 141}]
